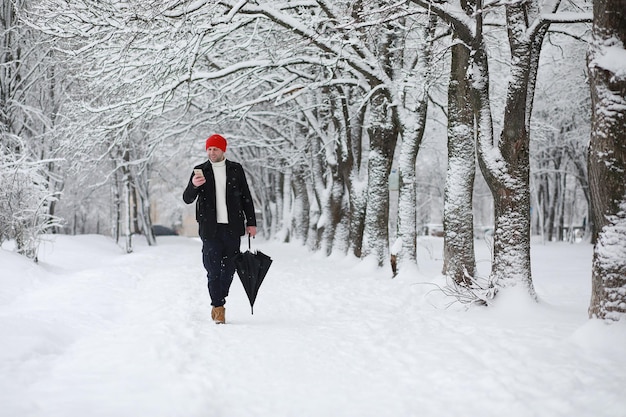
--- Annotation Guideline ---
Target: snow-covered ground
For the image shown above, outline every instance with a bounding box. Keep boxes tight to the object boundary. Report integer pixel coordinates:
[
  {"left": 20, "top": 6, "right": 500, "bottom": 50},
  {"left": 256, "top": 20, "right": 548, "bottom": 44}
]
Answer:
[{"left": 1, "top": 234, "right": 625, "bottom": 417}]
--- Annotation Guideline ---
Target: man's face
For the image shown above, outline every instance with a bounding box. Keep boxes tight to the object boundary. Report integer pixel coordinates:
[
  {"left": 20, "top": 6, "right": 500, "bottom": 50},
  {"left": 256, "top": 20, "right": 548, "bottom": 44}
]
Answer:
[{"left": 207, "top": 146, "right": 225, "bottom": 163}]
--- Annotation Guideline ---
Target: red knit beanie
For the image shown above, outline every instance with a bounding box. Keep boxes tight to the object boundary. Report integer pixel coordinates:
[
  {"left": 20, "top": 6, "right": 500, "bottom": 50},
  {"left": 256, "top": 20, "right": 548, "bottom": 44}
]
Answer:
[{"left": 205, "top": 134, "right": 227, "bottom": 152}]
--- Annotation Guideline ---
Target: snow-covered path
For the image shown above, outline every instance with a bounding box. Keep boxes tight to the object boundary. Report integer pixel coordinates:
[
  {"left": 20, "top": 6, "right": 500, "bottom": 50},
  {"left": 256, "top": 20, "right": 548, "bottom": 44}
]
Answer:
[{"left": 1, "top": 235, "right": 625, "bottom": 417}]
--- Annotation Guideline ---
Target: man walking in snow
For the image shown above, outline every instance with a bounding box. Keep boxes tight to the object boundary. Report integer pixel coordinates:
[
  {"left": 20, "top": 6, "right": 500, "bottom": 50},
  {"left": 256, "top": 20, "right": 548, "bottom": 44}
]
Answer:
[{"left": 183, "top": 134, "right": 257, "bottom": 324}]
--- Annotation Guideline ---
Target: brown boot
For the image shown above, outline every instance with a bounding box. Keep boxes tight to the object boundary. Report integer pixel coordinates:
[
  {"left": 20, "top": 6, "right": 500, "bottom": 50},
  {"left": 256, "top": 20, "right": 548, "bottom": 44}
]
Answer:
[{"left": 213, "top": 306, "right": 225, "bottom": 324}]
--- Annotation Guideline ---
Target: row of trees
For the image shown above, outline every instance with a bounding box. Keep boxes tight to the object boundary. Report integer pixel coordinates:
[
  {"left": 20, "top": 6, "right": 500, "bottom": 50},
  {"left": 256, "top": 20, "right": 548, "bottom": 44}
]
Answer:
[
  {"left": 2, "top": 1, "right": 624, "bottom": 320},
  {"left": 1, "top": 0, "right": 64, "bottom": 259}
]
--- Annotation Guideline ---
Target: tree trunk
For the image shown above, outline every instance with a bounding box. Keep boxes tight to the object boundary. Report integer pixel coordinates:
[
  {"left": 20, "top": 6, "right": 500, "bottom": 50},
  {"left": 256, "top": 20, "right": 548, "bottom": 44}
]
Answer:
[
  {"left": 291, "top": 167, "right": 310, "bottom": 244},
  {"left": 443, "top": 25, "right": 476, "bottom": 285},
  {"left": 364, "top": 90, "right": 398, "bottom": 267},
  {"left": 276, "top": 171, "right": 288, "bottom": 242},
  {"left": 323, "top": 171, "right": 346, "bottom": 255},
  {"left": 547, "top": 170, "right": 558, "bottom": 241},
  {"left": 566, "top": 146, "right": 592, "bottom": 240},
  {"left": 112, "top": 167, "right": 121, "bottom": 243},
  {"left": 557, "top": 173, "right": 567, "bottom": 241},
  {"left": 474, "top": 2, "right": 556, "bottom": 298},
  {"left": 345, "top": 89, "right": 367, "bottom": 259},
  {"left": 396, "top": 13, "right": 437, "bottom": 266},
  {"left": 134, "top": 170, "right": 156, "bottom": 246},
  {"left": 349, "top": 186, "right": 367, "bottom": 259},
  {"left": 308, "top": 136, "right": 327, "bottom": 251},
  {"left": 587, "top": 0, "right": 626, "bottom": 321},
  {"left": 281, "top": 169, "right": 292, "bottom": 243},
  {"left": 123, "top": 169, "right": 133, "bottom": 254}
]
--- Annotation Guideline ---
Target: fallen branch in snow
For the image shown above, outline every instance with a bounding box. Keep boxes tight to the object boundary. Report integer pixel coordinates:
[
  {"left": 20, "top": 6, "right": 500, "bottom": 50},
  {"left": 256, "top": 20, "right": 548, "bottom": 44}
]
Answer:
[{"left": 424, "top": 273, "right": 496, "bottom": 309}]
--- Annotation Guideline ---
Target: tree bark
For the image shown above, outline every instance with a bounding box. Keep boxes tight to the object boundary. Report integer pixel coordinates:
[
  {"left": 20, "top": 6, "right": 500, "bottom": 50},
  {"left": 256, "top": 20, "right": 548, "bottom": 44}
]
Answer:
[
  {"left": 364, "top": 90, "right": 398, "bottom": 267},
  {"left": 443, "top": 20, "right": 476, "bottom": 285},
  {"left": 587, "top": 0, "right": 626, "bottom": 320},
  {"left": 291, "top": 167, "right": 310, "bottom": 244},
  {"left": 396, "top": 13, "right": 437, "bottom": 265}
]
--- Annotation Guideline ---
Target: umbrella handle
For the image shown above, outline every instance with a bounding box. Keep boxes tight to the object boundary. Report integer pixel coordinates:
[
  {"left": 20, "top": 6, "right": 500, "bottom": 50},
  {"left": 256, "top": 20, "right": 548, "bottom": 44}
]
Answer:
[{"left": 248, "top": 234, "right": 251, "bottom": 250}]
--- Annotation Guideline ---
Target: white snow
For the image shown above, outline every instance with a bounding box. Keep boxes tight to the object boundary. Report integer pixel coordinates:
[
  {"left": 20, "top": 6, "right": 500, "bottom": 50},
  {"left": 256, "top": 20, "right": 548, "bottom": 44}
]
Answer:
[
  {"left": 593, "top": 42, "right": 626, "bottom": 82},
  {"left": 1, "top": 234, "right": 625, "bottom": 417}
]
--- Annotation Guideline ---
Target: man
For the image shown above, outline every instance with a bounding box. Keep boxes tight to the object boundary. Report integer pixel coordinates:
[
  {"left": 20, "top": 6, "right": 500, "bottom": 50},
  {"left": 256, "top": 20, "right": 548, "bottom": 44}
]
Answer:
[{"left": 183, "top": 134, "right": 257, "bottom": 324}]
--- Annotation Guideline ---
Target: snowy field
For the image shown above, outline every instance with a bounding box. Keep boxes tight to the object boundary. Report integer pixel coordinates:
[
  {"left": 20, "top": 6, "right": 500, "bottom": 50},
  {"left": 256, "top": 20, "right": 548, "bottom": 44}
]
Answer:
[{"left": 1, "top": 233, "right": 625, "bottom": 417}]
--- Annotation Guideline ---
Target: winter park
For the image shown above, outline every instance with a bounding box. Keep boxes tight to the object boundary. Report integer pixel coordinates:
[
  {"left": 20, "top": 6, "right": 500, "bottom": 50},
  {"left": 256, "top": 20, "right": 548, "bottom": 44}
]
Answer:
[{"left": 1, "top": 1, "right": 626, "bottom": 417}]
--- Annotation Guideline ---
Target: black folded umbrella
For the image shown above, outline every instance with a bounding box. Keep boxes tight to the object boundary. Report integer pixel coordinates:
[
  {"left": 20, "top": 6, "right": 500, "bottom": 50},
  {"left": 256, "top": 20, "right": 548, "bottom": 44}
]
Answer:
[{"left": 234, "top": 236, "right": 272, "bottom": 314}]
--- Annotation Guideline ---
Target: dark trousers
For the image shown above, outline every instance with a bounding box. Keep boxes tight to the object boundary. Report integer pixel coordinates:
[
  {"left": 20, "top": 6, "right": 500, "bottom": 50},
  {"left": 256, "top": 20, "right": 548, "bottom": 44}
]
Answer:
[{"left": 202, "top": 224, "right": 240, "bottom": 307}]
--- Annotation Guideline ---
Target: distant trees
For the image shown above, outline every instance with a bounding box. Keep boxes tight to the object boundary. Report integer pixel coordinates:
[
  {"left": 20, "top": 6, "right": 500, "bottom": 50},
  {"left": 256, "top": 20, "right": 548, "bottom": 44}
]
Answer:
[
  {"left": 0, "top": 0, "right": 63, "bottom": 259},
  {"left": 19, "top": 0, "right": 197, "bottom": 253},
  {"left": 531, "top": 32, "right": 591, "bottom": 243},
  {"left": 587, "top": 0, "right": 626, "bottom": 321},
  {"left": 24, "top": 0, "right": 449, "bottom": 265}
]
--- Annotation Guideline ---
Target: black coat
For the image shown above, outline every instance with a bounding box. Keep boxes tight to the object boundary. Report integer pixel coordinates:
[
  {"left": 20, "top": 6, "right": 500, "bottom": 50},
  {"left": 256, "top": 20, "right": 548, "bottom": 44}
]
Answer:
[{"left": 183, "top": 159, "right": 256, "bottom": 239}]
